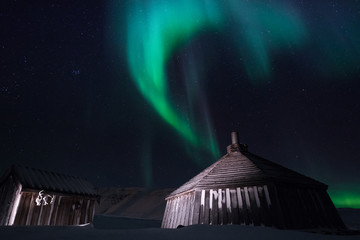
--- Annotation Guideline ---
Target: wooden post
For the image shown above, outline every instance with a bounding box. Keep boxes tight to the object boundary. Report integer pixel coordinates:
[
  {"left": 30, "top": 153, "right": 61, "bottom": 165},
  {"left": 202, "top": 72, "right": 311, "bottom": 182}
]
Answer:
[
  {"left": 230, "top": 189, "right": 239, "bottom": 224},
  {"left": 218, "top": 189, "right": 223, "bottom": 225},
  {"left": 8, "top": 184, "right": 22, "bottom": 225},
  {"left": 25, "top": 193, "right": 35, "bottom": 225},
  {"left": 161, "top": 199, "right": 170, "bottom": 228},
  {"left": 268, "top": 184, "right": 285, "bottom": 229}
]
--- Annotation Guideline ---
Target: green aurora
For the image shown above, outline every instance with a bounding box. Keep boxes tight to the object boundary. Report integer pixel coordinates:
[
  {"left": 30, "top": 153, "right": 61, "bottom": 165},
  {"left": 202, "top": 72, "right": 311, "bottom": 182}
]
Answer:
[
  {"left": 120, "top": 0, "right": 360, "bottom": 208},
  {"left": 126, "top": 0, "right": 306, "bottom": 163}
]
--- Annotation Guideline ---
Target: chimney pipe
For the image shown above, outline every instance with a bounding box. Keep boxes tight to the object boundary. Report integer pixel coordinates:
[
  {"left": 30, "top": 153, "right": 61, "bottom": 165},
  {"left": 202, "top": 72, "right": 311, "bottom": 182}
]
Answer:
[{"left": 231, "top": 132, "right": 239, "bottom": 144}]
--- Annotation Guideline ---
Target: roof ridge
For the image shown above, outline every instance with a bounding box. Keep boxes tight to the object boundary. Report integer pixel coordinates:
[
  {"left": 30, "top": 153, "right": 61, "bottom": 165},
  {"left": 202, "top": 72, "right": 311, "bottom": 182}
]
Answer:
[
  {"left": 191, "top": 154, "right": 232, "bottom": 187},
  {"left": 169, "top": 151, "right": 267, "bottom": 197},
  {"left": 201, "top": 151, "right": 265, "bottom": 181},
  {"left": 185, "top": 155, "right": 224, "bottom": 187},
  {"left": 238, "top": 152, "right": 270, "bottom": 177},
  {"left": 168, "top": 146, "right": 327, "bottom": 198},
  {"left": 168, "top": 156, "right": 226, "bottom": 196},
  {"left": 243, "top": 151, "right": 327, "bottom": 187}
]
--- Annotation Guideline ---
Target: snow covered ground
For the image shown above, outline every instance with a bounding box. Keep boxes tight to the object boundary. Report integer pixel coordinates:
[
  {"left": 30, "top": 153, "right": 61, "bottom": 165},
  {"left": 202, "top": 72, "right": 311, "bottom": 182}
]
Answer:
[
  {"left": 1, "top": 222, "right": 360, "bottom": 240},
  {"left": 338, "top": 208, "right": 360, "bottom": 230}
]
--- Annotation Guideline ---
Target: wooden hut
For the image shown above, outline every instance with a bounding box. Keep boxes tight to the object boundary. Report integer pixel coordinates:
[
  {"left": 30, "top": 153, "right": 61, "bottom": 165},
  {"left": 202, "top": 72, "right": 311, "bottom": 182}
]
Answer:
[
  {"left": 0, "top": 165, "right": 98, "bottom": 226},
  {"left": 162, "top": 132, "right": 345, "bottom": 229}
]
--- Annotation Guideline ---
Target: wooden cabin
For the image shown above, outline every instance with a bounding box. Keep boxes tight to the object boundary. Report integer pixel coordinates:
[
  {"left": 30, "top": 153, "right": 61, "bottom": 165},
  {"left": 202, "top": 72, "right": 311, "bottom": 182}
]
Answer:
[
  {"left": 0, "top": 165, "right": 98, "bottom": 226},
  {"left": 162, "top": 132, "right": 345, "bottom": 229}
]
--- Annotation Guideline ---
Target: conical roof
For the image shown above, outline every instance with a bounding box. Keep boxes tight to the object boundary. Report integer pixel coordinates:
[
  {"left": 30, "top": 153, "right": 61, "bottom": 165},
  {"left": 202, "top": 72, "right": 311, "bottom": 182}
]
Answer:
[{"left": 169, "top": 133, "right": 327, "bottom": 198}]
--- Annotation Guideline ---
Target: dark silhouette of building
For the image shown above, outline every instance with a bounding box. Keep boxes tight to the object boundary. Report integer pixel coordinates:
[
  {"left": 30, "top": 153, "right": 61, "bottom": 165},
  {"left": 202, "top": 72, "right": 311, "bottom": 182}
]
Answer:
[
  {"left": 0, "top": 165, "right": 98, "bottom": 226},
  {"left": 162, "top": 132, "right": 345, "bottom": 229}
]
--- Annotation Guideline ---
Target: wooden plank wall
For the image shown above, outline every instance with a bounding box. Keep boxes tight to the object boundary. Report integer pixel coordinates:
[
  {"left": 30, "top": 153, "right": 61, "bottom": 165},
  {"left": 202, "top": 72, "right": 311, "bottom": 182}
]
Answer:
[
  {"left": 0, "top": 176, "right": 18, "bottom": 225},
  {"left": 162, "top": 185, "right": 277, "bottom": 229},
  {"left": 161, "top": 192, "right": 195, "bottom": 228},
  {"left": 11, "top": 191, "right": 95, "bottom": 226},
  {"left": 275, "top": 186, "right": 345, "bottom": 229},
  {"left": 162, "top": 184, "right": 345, "bottom": 229}
]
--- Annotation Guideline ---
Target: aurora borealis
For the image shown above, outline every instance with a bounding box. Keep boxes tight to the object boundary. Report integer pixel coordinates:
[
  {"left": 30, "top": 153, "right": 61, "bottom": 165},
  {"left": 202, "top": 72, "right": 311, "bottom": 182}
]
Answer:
[
  {"left": 1, "top": 1, "right": 360, "bottom": 208},
  {"left": 126, "top": 0, "right": 307, "bottom": 163}
]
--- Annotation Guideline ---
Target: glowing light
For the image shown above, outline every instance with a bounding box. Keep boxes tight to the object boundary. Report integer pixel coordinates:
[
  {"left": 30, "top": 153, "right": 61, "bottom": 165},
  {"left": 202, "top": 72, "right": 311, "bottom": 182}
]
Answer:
[
  {"left": 127, "top": 0, "right": 222, "bottom": 161},
  {"left": 329, "top": 190, "right": 360, "bottom": 209},
  {"left": 125, "top": 0, "right": 306, "bottom": 164},
  {"left": 35, "top": 190, "right": 55, "bottom": 206}
]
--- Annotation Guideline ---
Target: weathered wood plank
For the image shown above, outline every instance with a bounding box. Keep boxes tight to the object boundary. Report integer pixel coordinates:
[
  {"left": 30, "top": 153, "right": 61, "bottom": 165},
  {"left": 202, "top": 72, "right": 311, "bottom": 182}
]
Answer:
[
  {"left": 9, "top": 184, "right": 22, "bottom": 226},
  {"left": 243, "top": 187, "right": 251, "bottom": 225},
  {"left": 0, "top": 177, "right": 18, "bottom": 225},
  {"left": 275, "top": 186, "right": 291, "bottom": 228},
  {"left": 30, "top": 195, "right": 41, "bottom": 225},
  {"left": 171, "top": 199, "right": 177, "bottom": 227},
  {"left": 70, "top": 198, "right": 81, "bottom": 225},
  {"left": 170, "top": 198, "right": 177, "bottom": 228},
  {"left": 211, "top": 189, "right": 218, "bottom": 225},
  {"left": 199, "top": 190, "right": 205, "bottom": 224},
  {"left": 76, "top": 199, "right": 83, "bottom": 225},
  {"left": 48, "top": 196, "right": 59, "bottom": 226},
  {"left": 23, "top": 193, "right": 32, "bottom": 225},
  {"left": 171, "top": 199, "right": 178, "bottom": 228},
  {"left": 25, "top": 193, "right": 35, "bottom": 225},
  {"left": 184, "top": 194, "right": 192, "bottom": 226},
  {"left": 220, "top": 189, "right": 226, "bottom": 224},
  {"left": 258, "top": 186, "right": 270, "bottom": 227},
  {"left": 83, "top": 198, "right": 89, "bottom": 225},
  {"left": 39, "top": 192, "right": 54, "bottom": 225},
  {"left": 179, "top": 195, "right": 187, "bottom": 226},
  {"left": 248, "top": 187, "right": 260, "bottom": 226},
  {"left": 172, "top": 199, "right": 178, "bottom": 228},
  {"left": 263, "top": 185, "right": 271, "bottom": 207},
  {"left": 162, "top": 199, "right": 170, "bottom": 228},
  {"left": 0, "top": 179, "right": 9, "bottom": 225},
  {"left": 225, "top": 188, "right": 231, "bottom": 224},
  {"left": 37, "top": 196, "right": 45, "bottom": 225},
  {"left": 14, "top": 193, "right": 26, "bottom": 225},
  {"left": 56, "top": 197, "right": 66, "bottom": 225},
  {"left": 79, "top": 197, "right": 88, "bottom": 225},
  {"left": 192, "top": 191, "right": 201, "bottom": 225},
  {"left": 218, "top": 189, "right": 223, "bottom": 225},
  {"left": 88, "top": 199, "right": 95, "bottom": 223},
  {"left": 230, "top": 189, "right": 239, "bottom": 224},
  {"left": 203, "top": 190, "right": 210, "bottom": 224},
  {"left": 188, "top": 193, "right": 195, "bottom": 226},
  {"left": 177, "top": 197, "right": 184, "bottom": 227},
  {"left": 267, "top": 184, "right": 285, "bottom": 229},
  {"left": 236, "top": 187, "right": 244, "bottom": 224},
  {"left": 60, "top": 197, "right": 72, "bottom": 225},
  {"left": 253, "top": 186, "right": 261, "bottom": 208},
  {"left": 173, "top": 198, "right": 180, "bottom": 228},
  {"left": 161, "top": 200, "right": 170, "bottom": 228},
  {"left": 209, "top": 189, "right": 213, "bottom": 224}
]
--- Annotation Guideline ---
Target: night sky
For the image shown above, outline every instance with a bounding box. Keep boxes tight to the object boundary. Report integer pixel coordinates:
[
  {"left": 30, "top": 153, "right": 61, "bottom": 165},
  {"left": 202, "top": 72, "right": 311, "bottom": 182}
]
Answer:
[{"left": 1, "top": 1, "right": 360, "bottom": 208}]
